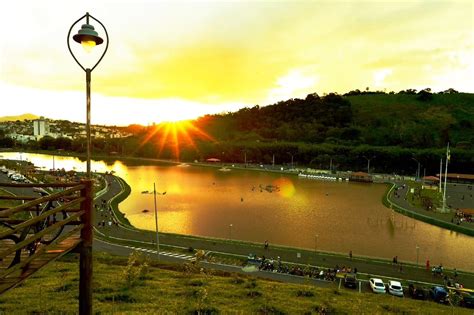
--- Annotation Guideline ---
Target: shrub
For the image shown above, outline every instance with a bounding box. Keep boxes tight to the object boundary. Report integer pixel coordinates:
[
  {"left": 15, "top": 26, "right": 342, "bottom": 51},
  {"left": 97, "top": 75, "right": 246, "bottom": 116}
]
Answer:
[
  {"left": 257, "top": 305, "right": 286, "bottom": 314},
  {"left": 312, "top": 304, "right": 337, "bottom": 315},
  {"left": 296, "top": 290, "right": 314, "bottom": 297},
  {"left": 98, "top": 293, "right": 136, "bottom": 303},
  {"left": 54, "top": 282, "right": 74, "bottom": 292},
  {"left": 122, "top": 251, "right": 150, "bottom": 288},
  {"left": 230, "top": 277, "right": 245, "bottom": 285},
  {"left": 187, "top": 306, "right": 219, "bottom": 315},
  {"left": 247, "top": 290, "right": 262, "bottom": 298},
  {"left": 188, "top": 279, "right": 204, "bottom": 287},
  {"left": 245, "top": 279, "right": 258, "bottom": 289}
]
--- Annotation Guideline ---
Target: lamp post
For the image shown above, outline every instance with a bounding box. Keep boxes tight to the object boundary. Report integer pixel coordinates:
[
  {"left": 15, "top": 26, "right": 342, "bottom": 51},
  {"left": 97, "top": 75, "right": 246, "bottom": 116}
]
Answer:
[
  {"left": 68, "top": 13, "right": 108, "bottom": 315},
  {"left": 315, "top": 234, "right": 319, "bottom": 253},
  {"left": 286, "top": 152, "right": 294, "bottom": 169},
  {"left": 229, "top": 223, "right": 233, "bottom": 240},
  {"left": 68, "top": 12, "right": 109, "bottom": 179},
  {"left": 153, "top": 183, "right": 167, "bottom": 261},
  {"left": 416, "top": 245, "right": 420, "bottom": 266},
  {"left": 412, "top": 157, "right": 421, "bottom": 181},
  {"left": 363, "top": 155, "right": 375, "bottom": 174}
]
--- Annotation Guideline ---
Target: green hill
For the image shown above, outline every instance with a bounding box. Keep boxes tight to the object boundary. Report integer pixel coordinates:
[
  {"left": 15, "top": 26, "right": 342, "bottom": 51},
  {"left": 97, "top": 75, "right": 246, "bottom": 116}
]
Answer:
[
  {"left": 193, "top": 91, "right": 473, "bottom": 149},
  {"left": 0, "top": 252, "right": 469, "bottom": 314},
  {"left": 0, "top": 113, "right": 39, "bottom": 122},
  {"left": 348, "top": 93, "right": 474, "bottom": 148}
]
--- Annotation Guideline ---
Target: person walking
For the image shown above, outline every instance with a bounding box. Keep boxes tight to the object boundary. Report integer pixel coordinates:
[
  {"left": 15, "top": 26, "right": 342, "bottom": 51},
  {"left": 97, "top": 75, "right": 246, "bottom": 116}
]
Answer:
[
  {"left": 349, "top": 250, "right": 353, "bottom": 260},
  {"left": 264, "top": 240, "right": 269, "bottom": 250},
  {"left": 426, "top": 259, "right": 430, "bottom": 271}
]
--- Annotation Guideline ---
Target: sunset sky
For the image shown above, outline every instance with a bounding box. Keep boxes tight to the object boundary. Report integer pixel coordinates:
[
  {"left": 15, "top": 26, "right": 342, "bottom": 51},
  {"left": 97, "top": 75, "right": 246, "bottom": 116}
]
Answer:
[{"left": 0, "top": 0, "right": 473, "bottom": 125}]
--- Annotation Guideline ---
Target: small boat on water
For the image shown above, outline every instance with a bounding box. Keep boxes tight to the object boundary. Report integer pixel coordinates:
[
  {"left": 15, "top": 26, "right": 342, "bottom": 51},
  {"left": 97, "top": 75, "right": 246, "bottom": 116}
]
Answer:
[
  {"left": 142, "top": 209, "right": 150, "bottom": 213},
  {"left": 177, "top": 163, "right": 190, "bottom": 167},
  {"left": 219, "top": 167, "right": 231, "bottom": 172},
  {"left": 141, "top": 190, "right": 149, "bottom": 194}
]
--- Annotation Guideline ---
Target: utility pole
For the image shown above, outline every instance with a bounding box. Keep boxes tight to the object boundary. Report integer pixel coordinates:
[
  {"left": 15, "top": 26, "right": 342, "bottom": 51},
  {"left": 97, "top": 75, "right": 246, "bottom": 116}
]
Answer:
[
  {"left": 442, "top": 143, "right": 450, "bottom": 213},
  {"left": 439, "top": 159, "right": 443, "bottom": 193},
  {"left": 153, "top": 182, "right": 160, "bottom": 260}
]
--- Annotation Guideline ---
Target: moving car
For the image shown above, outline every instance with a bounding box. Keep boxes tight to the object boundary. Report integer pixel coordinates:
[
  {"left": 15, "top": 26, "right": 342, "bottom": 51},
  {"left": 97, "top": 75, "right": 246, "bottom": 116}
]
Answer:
[
  {"left": 430, "top": 286, "right": 448, "bottom": 304},
  {"left": 387, "top": 280, "right": 404, "bottom": 297},
  {"left": 344, "top": 273, "right": 357, "bottom": 289},
  {"left": 408, "top": 283, "right": 427, "bottom": 300},
  {"left": 369, "top": 278, "right": 386, "bottom": 294}
]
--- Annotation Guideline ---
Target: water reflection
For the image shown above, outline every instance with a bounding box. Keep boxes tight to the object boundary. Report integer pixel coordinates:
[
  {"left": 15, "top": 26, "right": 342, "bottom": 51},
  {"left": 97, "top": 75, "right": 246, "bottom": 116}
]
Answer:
[{"left": 2, "top": 152, "right": 473, "bottom": 271}]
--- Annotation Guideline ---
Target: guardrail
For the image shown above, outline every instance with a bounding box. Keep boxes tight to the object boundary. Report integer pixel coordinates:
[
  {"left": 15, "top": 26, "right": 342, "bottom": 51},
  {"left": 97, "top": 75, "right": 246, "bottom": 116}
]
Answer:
[{"left": 0, "top": 180, "right": 93, "bottom": 315}]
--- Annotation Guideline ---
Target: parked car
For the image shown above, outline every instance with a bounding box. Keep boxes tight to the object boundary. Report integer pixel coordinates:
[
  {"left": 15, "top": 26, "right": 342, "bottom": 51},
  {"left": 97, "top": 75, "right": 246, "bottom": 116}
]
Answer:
[
  {"left": 369, "top": 278, "right": 386, "bottom": 294},
  {"left": 460, "top": 292, "right": 474, "bottom": 308},
  {"left": 387, "top": 280, "right": 404, "bottom": 297},
  {"left": 408, "top": 283, "right": 427, "bottom": 300},
  {"left": 430, "top": 286, "right": 448, "bottom": 304},
  {"left": 344, "top": 273, "right": 357, "bottom": 289}
]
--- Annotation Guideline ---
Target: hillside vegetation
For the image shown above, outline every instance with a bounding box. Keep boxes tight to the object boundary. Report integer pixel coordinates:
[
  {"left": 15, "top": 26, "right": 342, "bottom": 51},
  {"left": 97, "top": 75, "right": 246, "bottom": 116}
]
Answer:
[
  {"left": 2, "top": 91, "right": 473, "bottom": 174},
  {"left": 0, "top": 113, "right": 39, "bottom": 122},
  {"left": 0, "top": 252, "right": 468, "bottom": 314}
]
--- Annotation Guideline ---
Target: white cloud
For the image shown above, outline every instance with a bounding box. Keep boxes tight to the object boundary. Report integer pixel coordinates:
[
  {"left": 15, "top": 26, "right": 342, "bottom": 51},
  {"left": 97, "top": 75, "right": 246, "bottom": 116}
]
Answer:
[
  {"left": 372, "top": 68, "right": 393, "bottom": 88},
  {"left": 264, "top": 69, "right": 319, "bottom": 105}
]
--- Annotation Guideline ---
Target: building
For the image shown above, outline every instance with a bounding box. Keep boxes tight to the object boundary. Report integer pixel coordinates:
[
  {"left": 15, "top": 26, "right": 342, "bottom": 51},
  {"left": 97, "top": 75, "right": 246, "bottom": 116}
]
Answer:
[
  {"left": 33, "top": 118, "right": 50, "bottom": 138},
  {"left": 437, "top": 173, "right": 474, "bottom": 184},
  {"left": 349, "top": 171, "right": 373, "bottom": 183}
]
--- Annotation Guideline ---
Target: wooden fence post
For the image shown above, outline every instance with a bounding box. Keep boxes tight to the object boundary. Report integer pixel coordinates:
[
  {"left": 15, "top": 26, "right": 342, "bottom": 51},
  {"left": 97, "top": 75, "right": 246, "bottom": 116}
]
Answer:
[{"left": 79, "top": 179, "right": 93, "bottom": 315}]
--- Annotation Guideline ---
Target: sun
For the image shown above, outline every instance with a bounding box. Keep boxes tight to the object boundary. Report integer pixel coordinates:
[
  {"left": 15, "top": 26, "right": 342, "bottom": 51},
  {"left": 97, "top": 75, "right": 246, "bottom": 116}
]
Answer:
[{"left": 136, "top": 120, "right": 215, "bottom": 160}]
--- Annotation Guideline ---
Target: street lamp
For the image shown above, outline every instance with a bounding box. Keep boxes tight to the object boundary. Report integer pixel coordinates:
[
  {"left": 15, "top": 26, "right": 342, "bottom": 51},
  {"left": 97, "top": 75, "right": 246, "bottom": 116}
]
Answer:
[
  {"left": 362, "top": 155, "right": 375, "bottom": 174},
  {"left": 416, "top": 245, "right": 420, "bottom": 266},
  {"left": 68, "top": 12, "right": 109, "bottom": 178},
  {"left": 242, "top": 150, "right": 247, "bottom": 167},
  {"left": 153, "top": 183, "right": 167, "bottom": 261},
  {"left": 229, "top": 223, "right": 233, "bottom": 240},
  {"left": 286, "top": 152, "right": 294, "bottom": 169},
  {"left": 411, "top": 157, "right": 421, "bottom": 181}
]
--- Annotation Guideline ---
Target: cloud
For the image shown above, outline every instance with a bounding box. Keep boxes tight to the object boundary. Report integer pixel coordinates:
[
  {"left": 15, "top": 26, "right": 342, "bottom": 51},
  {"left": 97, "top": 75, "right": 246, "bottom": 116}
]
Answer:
[
  {"left": 265, "top": 68, "right": 319, "bottom": 104},
  {"left": 373, "top": 69, "right": 393, "bottom": 88}
]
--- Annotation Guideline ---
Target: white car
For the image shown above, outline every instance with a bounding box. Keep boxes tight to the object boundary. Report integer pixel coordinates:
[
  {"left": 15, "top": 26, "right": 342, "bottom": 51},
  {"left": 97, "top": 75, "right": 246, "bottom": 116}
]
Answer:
[
  {"left": 369, "top": 278, "right": 386, "bottom": 294},
  {"left": 388, "top": 280, "right": 404, "bottom": 297}
]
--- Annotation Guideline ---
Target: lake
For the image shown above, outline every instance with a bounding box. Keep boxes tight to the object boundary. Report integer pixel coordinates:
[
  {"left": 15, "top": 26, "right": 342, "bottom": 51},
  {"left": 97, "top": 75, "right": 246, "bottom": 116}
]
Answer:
[{"left": 2, "top": 152, "right": 473, "bottom": 271}]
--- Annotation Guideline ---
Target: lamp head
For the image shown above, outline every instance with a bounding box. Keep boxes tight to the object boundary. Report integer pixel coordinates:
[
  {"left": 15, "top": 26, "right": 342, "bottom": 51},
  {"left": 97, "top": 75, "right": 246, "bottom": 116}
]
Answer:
[{"left": 73, "top": 23, "right": 104, "bottom": 53}]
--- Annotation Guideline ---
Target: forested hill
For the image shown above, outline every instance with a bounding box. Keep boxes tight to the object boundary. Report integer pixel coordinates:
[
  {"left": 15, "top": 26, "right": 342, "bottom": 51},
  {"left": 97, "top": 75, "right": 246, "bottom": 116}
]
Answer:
[{"left": 194, "top": 91, "right": 474, "bottom": 149}]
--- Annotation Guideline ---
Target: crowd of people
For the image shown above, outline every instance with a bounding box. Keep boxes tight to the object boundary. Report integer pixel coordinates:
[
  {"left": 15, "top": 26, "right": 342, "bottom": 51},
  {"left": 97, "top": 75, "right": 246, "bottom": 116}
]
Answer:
[
  {"left": 452, "top": 210, "right": 473, "bottom": 225},
  {"left": 96, "top": 199, "right": 119, "bottom": 228},
  {"left": 247, "top": 254, "right": 358, "bottom": 281}
]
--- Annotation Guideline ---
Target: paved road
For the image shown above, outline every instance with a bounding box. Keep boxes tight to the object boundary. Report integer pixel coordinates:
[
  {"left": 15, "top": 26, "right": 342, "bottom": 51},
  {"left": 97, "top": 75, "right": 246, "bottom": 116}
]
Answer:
[
  {"left": 93, "top": 237, "right": 336, "bottom": 288},
  {"left": 2, "top": 172, "right": 472, "bottom": 291}
]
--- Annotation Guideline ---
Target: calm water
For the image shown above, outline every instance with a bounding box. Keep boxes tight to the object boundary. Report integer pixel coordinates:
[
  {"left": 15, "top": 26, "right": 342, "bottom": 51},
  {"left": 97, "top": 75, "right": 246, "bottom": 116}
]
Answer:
[{"left": 3, "top": 152, "right": 474, "bottom": 271}]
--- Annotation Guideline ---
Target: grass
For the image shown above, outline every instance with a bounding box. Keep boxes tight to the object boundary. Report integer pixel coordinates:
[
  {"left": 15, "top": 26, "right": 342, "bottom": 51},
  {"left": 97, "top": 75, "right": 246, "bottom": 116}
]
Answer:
[
  {"left": 0, "top": 252, "right": 470, "bottom": 314},
  {"left": 405, "top": 181, "right": 443, "bottom": 210}
]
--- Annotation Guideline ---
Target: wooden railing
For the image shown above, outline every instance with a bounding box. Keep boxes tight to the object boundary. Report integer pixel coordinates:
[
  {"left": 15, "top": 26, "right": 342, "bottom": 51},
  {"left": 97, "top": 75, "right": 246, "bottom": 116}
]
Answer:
[{"left": 0, "top": 180, "right": 93, "bottom": 314}]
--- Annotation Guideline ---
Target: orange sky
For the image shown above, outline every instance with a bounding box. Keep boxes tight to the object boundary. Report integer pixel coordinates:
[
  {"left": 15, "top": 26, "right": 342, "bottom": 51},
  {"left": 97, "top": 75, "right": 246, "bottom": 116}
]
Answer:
[{"left": 0, "top": 0, "right": 473, "bottom": 125}]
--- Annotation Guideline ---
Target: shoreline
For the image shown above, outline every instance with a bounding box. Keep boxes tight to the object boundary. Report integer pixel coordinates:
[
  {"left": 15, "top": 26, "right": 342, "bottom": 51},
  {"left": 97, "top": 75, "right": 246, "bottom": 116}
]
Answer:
[
  {"left": 103, "top": 174, "right": 474, "bottom": 278},
  {"left": 4, "top": 149, "right": 473, "bottom": 237}
]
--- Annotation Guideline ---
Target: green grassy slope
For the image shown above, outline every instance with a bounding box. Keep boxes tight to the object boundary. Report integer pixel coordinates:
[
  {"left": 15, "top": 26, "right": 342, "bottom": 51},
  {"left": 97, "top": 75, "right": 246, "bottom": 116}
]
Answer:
[
  {"left": 0, "top": 253, "right": 469, "bottom": 314},
  {"left": 347, "top": 93, "right": 474, "bottom": 146}
]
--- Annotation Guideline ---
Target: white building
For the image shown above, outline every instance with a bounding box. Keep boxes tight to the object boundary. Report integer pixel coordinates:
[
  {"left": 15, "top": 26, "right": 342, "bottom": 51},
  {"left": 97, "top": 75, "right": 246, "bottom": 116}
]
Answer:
[{"left": 33, "top": 118, "right": 50, "bottom": 138}]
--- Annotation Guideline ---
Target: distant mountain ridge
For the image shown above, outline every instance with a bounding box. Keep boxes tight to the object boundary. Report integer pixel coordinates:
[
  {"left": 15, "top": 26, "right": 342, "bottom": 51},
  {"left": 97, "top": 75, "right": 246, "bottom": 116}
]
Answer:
[{"left": 0, "top": 113, "right": 39, "bottom": 122}]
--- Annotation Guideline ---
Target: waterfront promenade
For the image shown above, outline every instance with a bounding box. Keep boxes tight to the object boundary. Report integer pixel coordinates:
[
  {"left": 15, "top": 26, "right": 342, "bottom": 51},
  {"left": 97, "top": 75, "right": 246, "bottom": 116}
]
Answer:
[{"left": 94, "top": 174, "right": 474, "bottom": 289}]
